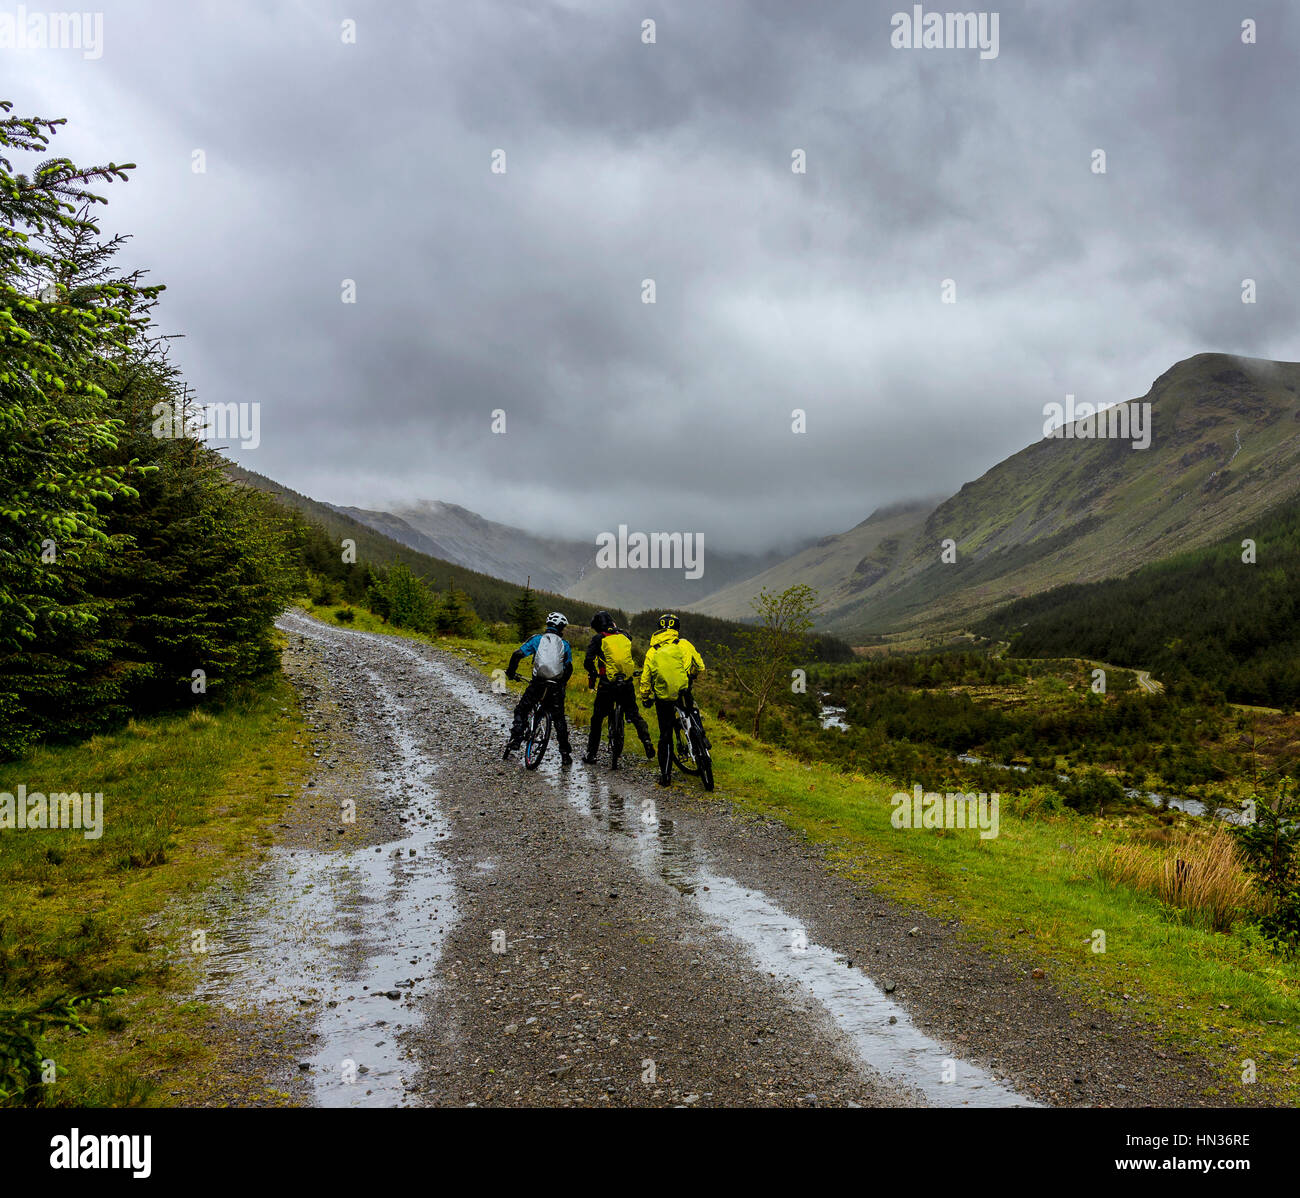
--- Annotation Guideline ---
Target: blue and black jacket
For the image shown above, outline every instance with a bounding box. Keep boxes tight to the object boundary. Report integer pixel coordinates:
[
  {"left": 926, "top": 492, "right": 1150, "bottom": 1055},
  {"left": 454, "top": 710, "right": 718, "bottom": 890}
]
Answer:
[{"left": 507, "top": 632, "right": 573, "bottom": 683}]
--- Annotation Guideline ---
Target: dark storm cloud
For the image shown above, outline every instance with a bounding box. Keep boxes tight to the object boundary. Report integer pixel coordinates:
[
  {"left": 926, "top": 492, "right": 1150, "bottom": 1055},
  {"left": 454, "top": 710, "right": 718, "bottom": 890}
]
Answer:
[{"left": 6, "top": 0, "right": 1297, "bottom": 550}]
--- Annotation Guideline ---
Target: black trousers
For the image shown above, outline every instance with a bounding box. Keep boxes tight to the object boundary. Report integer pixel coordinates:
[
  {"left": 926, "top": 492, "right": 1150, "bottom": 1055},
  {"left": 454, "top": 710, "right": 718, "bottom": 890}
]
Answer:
[
  {"left": 651, "top": 695, "right": 684, "bottom": 783},
  {"left": 586, "top": 679, "right": 651, "bottom": 759},
  {"left": 508, "top": 678, "right": 571, "bottom": 755}
]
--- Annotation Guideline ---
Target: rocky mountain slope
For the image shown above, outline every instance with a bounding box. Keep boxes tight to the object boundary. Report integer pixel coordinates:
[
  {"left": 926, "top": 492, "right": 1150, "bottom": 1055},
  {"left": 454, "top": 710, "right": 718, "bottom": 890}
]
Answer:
[
  {"left": 694, "top": 353, "right": 1300, "bottom": 640},
  {"left": 337, "top": 499, "right": 804, "bottom": 612}
]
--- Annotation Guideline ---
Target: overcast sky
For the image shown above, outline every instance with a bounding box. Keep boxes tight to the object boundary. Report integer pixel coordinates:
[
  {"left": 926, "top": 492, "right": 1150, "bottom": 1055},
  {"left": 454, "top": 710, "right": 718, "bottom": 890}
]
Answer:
[{"left": 7, "top": 0, "right": 1298, "bottom": 551}]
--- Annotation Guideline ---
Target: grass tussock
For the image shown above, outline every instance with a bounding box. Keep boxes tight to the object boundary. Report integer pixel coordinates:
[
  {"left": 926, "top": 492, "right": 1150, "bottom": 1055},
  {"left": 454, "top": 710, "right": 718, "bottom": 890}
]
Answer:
[{"left": 1100, "top": 824, "right": 1259, "bottom": 932}]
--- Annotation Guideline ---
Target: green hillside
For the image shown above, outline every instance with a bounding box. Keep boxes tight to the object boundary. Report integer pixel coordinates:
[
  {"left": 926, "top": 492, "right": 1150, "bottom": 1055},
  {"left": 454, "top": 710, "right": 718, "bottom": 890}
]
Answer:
[
  {"left": 832, "top": 353, "right": 1300, "bottom": 639},
  {"left": 698, "top": 354, "right": 1300, "bottom": 644},
  {"left": 225, "top": 464, "right": 583, "bottom": 625},
  {"left": 689, "top": 499, "right": 938, "bottom": 626},
  {"left": 979, "top": 497, "right": 1300, "bottom": 708}
]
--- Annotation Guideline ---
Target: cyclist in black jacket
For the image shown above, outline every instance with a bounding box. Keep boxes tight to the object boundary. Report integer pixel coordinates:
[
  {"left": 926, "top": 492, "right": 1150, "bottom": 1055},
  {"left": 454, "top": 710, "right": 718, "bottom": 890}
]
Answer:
[{"left": 581, "top": 611, "right": 654, "bottom": 767}]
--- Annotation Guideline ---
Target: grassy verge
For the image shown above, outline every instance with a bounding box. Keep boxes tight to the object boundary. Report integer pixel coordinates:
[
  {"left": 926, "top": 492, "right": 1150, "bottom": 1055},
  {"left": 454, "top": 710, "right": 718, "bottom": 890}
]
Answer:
[
  {"left": 0, "top": 671, "right": 310, "bottom": 1106},
  {"left": 713, "top": 732, "right": 1299, "bottom": 1104},
  {"left": 307, "top": 601, "right": 1300, "bottom": 1105}
]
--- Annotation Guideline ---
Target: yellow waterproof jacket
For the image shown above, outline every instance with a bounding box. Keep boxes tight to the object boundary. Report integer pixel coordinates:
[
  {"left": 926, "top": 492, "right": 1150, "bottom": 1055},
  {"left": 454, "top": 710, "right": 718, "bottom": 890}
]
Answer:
[{"left": 639, "top": 629, "right": 704, "bottom": 701}]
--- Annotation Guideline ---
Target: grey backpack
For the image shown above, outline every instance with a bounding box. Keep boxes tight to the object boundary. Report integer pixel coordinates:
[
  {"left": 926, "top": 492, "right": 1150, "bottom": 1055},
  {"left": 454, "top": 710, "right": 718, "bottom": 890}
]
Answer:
[{"left": 532, "top": 632, "right": 567, "bottom": 679}]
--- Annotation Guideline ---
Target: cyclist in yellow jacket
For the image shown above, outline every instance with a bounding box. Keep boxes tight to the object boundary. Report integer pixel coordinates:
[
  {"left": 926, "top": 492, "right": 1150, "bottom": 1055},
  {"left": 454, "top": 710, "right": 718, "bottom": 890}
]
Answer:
[
  {"left": 638, "top": 613, "right": 705, "bottom": 785},
  {"left": 582, "top": 611, "right": 654, "bottom": 768}
]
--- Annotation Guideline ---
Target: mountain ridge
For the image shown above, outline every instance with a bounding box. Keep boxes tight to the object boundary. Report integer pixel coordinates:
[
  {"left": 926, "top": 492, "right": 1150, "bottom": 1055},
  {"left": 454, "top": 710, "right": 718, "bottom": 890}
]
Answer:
[
  {"left": 336, "top": 499, "right": 812, "bottom": 612},
  {"left": 692, "top": 352, "right": 1300, "bottom": 640}
]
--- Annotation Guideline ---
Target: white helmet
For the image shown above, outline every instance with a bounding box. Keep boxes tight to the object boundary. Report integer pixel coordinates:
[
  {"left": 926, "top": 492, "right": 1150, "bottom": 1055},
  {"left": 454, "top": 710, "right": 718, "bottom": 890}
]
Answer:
[{"left": 545, "top": 611, "right": 568, "bottom": 631}]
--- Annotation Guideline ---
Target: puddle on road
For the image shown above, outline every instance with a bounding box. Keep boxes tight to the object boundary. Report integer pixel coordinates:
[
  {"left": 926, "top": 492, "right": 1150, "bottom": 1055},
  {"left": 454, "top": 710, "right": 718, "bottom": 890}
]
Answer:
[
  {"left": 200, "top": 637, "right": 458, "bottom": 1107},
  {"left": 566, "top": 771, "right": 1033, "bottom": 1107},
  {"left": 687, "top": 876, "right": 1027, "bottom": 1106},
  {"left": 263, "top": 613, "right": 1034, "bottom": 1107}
]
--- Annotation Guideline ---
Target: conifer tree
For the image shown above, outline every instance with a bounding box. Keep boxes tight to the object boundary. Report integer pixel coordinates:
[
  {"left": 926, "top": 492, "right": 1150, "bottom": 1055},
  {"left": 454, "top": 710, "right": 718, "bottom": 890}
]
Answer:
[
  {"left": 0, "top": 104, "right": 151, "bottom": 655},
  {"left": 0, "top": 104, "right": 298, "bottom": 754},
  {"left": 435, "top": 581, "right": 478, "bottom": 636},
  {"left": 509, "top": 579, "right": 541, "bottom": 641}
]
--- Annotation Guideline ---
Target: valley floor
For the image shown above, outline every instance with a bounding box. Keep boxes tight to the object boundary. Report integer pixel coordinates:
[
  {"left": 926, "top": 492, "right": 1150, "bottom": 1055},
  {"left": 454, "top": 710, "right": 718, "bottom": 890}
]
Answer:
[{"left": 9, "top": 609, "right": 1295, "bottom": 1107}]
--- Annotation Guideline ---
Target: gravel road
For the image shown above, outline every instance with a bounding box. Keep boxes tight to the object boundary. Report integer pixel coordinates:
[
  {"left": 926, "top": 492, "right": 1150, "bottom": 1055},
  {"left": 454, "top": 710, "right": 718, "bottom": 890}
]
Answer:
[{"left": 195, "top": 611, "right": 1229, "bottom": 1108}]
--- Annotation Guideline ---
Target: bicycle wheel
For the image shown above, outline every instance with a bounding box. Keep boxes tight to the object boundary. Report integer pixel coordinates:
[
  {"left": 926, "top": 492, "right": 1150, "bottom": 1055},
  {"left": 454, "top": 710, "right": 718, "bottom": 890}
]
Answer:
[
  {"left": 670, "top": 707, "right": 700, "bottom": 774},
  {"left": 691, "top": 716, "right": 714, "bottom": 791},
  {"left": 524, "top": 703, "right": 552, "bottom": 770},
  {"left": 608, "top": 704, "right": 625, "bottom": 764}
]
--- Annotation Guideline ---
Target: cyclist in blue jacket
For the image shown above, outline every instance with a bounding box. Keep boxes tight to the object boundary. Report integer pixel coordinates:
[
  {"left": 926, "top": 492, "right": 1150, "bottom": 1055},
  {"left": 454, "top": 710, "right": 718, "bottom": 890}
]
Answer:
[{"left": 503, "top": 611, "right": 574, "bottom": 766}]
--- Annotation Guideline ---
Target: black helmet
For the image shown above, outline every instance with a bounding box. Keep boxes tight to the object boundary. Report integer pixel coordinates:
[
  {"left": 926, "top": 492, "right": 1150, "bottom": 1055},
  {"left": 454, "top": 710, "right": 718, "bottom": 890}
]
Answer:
[
  {"left": 657, "top": 613, "right": 679, "bottom": 631},
  {"left": 591, "top": 611, "right": 615, "bottom": 633}
]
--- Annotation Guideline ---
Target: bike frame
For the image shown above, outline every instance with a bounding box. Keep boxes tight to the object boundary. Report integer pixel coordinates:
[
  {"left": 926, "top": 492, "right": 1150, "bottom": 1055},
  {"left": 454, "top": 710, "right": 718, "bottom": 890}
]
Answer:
[{"left": 669, "top": 687, "right": 713, "bottom": 789}]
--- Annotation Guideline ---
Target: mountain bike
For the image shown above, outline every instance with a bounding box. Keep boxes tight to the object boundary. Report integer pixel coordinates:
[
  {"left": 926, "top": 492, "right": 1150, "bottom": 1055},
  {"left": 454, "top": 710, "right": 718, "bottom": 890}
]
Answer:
[
  {"left": 588, "top": 679, "right": 635, "bottom": 768},
  {"left": 669, "top": 690, "right": 713, "bottom": 791},
  {"left": 607, "top": 695, "right": 626, "bottom": 767},
  {"left": 524, "top": 679, "right": 563, "bottom": 770}
]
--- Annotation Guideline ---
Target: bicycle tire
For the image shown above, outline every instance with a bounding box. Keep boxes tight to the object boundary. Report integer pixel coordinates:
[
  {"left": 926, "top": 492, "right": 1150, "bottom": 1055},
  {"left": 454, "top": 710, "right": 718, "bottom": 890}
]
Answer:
[
  {"left": 671, "top": 708, "right": 700, "bottom": 775},
  {"left": 524, "top": 703, "right": 552, "bottom": 770},
  {"left": 609, "top": 705, "right": 625, "bottom": 764},
  {"left": 692, "top": 721, "right": 714, "bottom": 791}
]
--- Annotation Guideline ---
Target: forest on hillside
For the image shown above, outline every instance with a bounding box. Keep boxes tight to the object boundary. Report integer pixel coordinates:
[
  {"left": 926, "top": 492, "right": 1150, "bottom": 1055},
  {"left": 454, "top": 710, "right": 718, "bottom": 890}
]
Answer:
[{"left": 978, "top": 499, "right": 1300, "bottom": 708}]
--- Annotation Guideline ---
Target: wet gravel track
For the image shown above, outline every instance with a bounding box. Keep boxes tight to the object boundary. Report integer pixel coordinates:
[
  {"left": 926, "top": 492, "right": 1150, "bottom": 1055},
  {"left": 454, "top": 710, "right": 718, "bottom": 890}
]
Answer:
[{"left": 197, "top": 611, "right": 1227, "bottom": 1108}]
